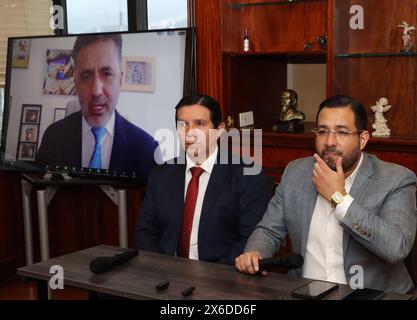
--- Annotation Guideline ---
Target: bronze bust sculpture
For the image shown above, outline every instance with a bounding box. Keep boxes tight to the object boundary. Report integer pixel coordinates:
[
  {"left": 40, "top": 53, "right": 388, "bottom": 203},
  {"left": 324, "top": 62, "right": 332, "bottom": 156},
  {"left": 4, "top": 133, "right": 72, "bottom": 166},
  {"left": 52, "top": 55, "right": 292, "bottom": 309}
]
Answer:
[
  {"left": 275, "top": 89, "right": 305, "bottom": 133},
  {"left": 279, "top": 90, "right": 305, "bottom": 121}
]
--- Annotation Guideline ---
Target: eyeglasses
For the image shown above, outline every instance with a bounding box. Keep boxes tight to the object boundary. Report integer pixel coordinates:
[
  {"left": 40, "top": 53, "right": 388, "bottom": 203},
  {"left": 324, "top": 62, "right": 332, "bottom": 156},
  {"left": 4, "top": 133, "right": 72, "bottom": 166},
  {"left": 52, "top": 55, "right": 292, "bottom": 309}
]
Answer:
[{"left": 311, "top": 128, "right": 364, "bottom": 139}]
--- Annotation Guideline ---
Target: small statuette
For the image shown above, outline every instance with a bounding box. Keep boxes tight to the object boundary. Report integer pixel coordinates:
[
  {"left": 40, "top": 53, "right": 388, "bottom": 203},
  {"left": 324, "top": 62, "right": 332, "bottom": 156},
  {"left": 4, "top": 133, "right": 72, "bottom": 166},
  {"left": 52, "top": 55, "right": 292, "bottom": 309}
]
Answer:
[
  {"left": 398, "top": 21, "right": 416, "bottom": 53},
  {"left": 371, "top": 97, "right": 391, "bottom": 137},
  {"left": 226, "top": 114, "right": 235, "bottom": 130}
]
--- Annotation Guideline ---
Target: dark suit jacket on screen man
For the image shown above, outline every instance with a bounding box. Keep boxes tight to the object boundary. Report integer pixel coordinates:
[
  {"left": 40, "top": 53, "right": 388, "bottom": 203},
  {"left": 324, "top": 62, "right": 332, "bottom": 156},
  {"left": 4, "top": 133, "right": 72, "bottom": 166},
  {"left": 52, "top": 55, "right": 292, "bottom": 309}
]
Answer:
[
  {"left": 134, "top": 95, "right": 271, "bottom": 264},
  {"left": 36, "top": 34, "right": 160, "bottom": 176}
]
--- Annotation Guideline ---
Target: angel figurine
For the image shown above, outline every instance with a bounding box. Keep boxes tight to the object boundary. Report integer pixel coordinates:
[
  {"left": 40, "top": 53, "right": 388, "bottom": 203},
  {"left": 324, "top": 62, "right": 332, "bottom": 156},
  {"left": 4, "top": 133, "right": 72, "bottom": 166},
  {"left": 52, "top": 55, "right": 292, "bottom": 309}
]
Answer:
[
  {"left": 398, "top": 21, "right": 416, "bottom": 52},
  {"left": 371, "top": 97, "right": 391, "bottom": 137}
]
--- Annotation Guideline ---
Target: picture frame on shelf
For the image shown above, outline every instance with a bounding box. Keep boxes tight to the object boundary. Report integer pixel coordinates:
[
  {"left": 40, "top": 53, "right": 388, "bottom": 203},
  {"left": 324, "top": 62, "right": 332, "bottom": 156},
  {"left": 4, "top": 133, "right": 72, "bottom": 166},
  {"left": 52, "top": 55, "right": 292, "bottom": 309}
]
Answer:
[
  {"left": 17, "top": 104, "right": 42, "bottom": 161},
  {"left": 121, "top": 56, "right": 155, "bottom": 92},
  {"left": 54, "top": 108, "right": 67, "bottom": 122},
  {"left": 42, "top": 49, "right": 76, "bottom": 96},
  {"left": 19, "top": 124, "right": 39, "bottom": 143},
  {"left": 239, "top": 111, "right": 254, "bottom": 128},
  {"left": 12, "top": 39, "right": 31, "bottom": 68},
  {"left": 17, "top": 142, "right": 37, "bottom": 161},
  {"left": 22, "top": 104, "right": 42, "bottom": 124}
]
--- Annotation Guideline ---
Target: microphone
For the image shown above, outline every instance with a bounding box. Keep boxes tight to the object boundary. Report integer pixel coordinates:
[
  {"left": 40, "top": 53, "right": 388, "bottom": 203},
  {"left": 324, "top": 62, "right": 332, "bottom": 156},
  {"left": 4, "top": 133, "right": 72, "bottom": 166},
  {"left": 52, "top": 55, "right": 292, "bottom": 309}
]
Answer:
[
  {"left": 89, "top": 249, "right": 139, "bottom": 274},
  {"left": 259, "top": 253, "right": 304, "bottom": 270}
]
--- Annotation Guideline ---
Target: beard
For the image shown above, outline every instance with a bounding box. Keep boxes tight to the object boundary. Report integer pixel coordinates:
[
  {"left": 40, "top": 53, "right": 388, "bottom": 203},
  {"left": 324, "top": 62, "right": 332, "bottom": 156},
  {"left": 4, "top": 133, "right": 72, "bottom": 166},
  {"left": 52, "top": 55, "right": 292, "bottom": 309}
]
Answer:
[{"left": 319, "top": 147, "right": 361, "bottom": 172}]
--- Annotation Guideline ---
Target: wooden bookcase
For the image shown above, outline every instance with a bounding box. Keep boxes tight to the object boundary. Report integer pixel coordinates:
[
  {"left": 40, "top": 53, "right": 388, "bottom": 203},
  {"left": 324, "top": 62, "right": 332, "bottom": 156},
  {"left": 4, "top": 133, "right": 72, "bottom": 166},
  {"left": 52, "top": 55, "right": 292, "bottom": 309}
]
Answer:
[
  {"left": 330, "top": 0, "right": 417, "bottom": 137},
  {"left": 221, "top": 0, "right": 417, "bottom": 136},
  {"left": 195, "top": 0, "right": 417, "bottom": 181},
  {"left": 222, "top": 0, "right": 328, "bottom": 129}
]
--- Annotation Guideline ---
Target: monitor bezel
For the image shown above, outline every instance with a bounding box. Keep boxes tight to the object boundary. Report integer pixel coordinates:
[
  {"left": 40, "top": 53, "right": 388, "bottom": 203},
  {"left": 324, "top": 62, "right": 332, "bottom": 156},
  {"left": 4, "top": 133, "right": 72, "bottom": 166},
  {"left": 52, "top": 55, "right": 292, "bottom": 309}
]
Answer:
[{"left": 0, "top": 27, "right": 196, "bottom": 182}]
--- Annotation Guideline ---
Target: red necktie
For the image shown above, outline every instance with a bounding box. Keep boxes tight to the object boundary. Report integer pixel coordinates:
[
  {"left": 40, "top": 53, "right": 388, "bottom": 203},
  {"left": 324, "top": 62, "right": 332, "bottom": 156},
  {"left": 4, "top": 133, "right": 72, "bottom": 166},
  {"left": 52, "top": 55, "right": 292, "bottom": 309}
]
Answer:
[{"left": 177, "top": 166, "right": 205, "bottom": 258}]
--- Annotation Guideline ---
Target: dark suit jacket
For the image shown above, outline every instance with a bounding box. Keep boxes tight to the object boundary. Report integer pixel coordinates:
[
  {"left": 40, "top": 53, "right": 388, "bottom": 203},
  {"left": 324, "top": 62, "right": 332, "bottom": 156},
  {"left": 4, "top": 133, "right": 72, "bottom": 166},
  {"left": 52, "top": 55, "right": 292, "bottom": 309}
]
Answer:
[
  {"left": 36, "top": 111, "right": 159, "bottom": 176},
  {"left": 134, "top": 153, "right": 272, "bottom": 265}
]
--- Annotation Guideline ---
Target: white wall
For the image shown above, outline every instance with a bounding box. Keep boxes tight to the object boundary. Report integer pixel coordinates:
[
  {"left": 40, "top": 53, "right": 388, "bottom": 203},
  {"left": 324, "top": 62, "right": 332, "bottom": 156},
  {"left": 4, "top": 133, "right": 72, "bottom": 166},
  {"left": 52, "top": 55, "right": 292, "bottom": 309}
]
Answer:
[
  {"left": 287, "top": 63, "right": 327, "bottom": 122},
  {"left": 5, "top": 31, "right": 186, "bottom": 161}
]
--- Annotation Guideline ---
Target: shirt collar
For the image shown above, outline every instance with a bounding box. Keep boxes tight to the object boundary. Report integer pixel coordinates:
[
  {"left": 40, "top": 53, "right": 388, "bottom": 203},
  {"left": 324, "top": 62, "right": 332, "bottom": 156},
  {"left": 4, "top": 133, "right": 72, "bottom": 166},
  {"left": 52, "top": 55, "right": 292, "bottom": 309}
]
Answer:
[
  {"left": 82, "top": 110, "right": 115, "bottom": 138},
  {"left": 186, "top": 145, "right": 218, "bottom": 175},
  {"left": 345, "top": 152, "right": 364, "bottom": 189}
]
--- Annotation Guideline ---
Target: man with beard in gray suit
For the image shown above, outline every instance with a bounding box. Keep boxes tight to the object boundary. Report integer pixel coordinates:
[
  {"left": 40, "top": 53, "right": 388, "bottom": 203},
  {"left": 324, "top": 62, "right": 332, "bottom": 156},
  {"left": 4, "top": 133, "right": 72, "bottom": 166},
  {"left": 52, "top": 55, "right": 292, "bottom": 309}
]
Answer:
[{"left": 235, "top": 95, "right": 416, "bottom": 294}]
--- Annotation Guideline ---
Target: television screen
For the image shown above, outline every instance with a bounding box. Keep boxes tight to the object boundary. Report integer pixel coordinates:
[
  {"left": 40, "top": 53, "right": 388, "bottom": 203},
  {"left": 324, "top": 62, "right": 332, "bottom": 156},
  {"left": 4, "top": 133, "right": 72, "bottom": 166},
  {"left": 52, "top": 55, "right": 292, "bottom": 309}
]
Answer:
[{"left": 0, "top": 28, "right": 195, "bottom": 181}]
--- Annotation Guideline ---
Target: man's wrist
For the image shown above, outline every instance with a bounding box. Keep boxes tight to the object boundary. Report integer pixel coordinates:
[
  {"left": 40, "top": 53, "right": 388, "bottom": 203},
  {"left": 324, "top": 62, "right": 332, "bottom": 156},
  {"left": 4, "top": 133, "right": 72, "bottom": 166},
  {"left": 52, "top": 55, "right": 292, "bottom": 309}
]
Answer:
[{"left": 330, "top": 189, "right": 348, "bottom": 208}]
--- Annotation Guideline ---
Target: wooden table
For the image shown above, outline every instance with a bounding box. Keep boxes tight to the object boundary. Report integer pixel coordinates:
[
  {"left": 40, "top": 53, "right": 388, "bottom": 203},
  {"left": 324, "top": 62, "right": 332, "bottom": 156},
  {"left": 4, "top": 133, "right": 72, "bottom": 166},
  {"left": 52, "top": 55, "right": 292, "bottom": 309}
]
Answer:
[{"left": 17, "top": 244, "right": 411, "bottom": 300}]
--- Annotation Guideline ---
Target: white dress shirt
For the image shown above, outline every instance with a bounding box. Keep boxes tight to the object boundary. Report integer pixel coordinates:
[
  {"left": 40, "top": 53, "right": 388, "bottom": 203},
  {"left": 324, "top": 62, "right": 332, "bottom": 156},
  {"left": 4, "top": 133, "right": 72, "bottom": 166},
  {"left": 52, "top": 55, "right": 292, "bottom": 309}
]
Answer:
[
  {"left": 81, "top": 111, "right": 115, "bottom": 169},
  {"left": 183, "top": 146, "right": 218, "bottom": 260},
  {"left": 302, "top": 153, "right": 364, "bottom": 284}
]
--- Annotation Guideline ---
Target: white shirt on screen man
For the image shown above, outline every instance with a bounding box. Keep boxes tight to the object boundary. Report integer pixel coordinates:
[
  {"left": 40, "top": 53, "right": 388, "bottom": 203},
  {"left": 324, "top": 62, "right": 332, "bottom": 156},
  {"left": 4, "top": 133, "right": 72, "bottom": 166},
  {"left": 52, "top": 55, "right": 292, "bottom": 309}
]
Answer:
[
  {"left": 81, "top": 110, "right": 115, "bottom": 169},
  {"left": 302, "top": 153, "right": 364, "bottom": 284},
  {"left": 183, "top": 146, "right": 218, "bottom": 260}
]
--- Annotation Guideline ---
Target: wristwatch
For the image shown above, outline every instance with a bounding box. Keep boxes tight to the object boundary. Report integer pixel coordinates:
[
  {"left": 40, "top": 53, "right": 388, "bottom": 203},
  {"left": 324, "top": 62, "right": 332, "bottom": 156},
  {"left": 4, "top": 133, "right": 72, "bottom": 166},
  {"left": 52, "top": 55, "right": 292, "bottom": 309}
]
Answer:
[{"left": 330, "top": 190, "right": 347, "bottom": 208}]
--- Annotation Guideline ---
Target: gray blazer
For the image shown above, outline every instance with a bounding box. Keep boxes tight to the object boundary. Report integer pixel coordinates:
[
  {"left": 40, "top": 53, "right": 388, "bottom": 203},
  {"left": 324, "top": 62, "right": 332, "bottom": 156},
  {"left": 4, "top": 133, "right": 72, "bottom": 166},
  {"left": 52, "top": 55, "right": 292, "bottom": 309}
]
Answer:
[{"left": 245, "top": 153, "right": 417, "bottom": 293}]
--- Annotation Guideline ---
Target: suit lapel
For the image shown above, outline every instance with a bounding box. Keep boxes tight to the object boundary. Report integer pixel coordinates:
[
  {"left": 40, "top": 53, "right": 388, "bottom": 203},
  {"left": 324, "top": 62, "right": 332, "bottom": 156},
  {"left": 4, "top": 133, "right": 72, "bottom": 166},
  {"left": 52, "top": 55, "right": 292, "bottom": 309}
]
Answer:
[
  {"left": 109, "top": 111, "right": 124, "bottom": 168},
  {"left": 301, "top": 169, "right": 318, "bottom": 257},
  {"left": 171, "top": 161, "right": 187, "bottom": 240},
  {"left": 342, "top": 153, "right": 374, "bottom": 259},
  {"left": 68, "top": 111, "right": 82, "bottom": 166},
  {"left": 198, "top": 162, "right": 229, "bottom": 242}
]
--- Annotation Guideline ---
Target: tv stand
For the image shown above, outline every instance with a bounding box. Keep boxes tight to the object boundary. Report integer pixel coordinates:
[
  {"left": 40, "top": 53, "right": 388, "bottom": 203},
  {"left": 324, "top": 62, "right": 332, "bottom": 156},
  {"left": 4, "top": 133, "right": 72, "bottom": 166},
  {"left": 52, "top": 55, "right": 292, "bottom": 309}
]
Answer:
[
  {"left": 50, "top": 173, "right": 65, "bottom": 181},
  {"left": 21, "top": 173, "right": 129, "bottom": 265}
]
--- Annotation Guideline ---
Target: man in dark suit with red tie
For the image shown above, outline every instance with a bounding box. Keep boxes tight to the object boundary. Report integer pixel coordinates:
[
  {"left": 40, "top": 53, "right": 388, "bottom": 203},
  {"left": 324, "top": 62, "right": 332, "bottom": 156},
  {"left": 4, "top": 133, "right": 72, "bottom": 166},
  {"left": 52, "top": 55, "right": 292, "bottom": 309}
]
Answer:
[{"left": 134, "top": 94, "right": 271, "bottom": 264}]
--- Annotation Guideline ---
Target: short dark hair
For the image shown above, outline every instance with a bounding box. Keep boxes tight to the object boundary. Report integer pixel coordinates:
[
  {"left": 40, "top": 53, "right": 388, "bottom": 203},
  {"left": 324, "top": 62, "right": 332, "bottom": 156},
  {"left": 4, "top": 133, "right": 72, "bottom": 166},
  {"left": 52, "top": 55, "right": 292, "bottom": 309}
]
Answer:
[
  {"left": 175, "top": 94, "right": 222, "bottom": 128},
  {"left": 72, "top": 34, "right": 122, "bottom": 66},
  {"left": 316, "top": 95, "right": 368, "bottom": 131}
]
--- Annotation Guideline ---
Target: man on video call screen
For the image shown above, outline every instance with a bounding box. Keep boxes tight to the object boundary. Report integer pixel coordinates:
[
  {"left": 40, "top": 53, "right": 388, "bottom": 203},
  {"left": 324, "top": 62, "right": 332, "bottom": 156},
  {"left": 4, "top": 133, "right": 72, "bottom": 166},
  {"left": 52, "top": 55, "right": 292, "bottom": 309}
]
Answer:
[{"left": 36, "top": 34, "right": 161, "bottom": 177}]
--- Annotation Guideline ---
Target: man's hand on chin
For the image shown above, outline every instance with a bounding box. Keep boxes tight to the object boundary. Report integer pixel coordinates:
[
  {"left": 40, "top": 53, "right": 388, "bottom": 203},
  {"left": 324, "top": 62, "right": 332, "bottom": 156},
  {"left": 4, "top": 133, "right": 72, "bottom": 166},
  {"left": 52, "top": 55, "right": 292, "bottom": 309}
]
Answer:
[{"left": 312, "top": 153, "right": 346, "bottom": 203}]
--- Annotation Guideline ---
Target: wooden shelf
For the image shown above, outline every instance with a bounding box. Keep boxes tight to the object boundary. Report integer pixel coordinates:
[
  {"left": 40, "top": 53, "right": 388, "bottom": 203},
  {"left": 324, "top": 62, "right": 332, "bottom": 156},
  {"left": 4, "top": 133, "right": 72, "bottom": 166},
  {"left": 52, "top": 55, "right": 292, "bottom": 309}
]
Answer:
[
  {"left": 222, "top": 0, "right": 327, "bottom": 53},
  {"left": 233, "top": 128, "right": 417, "bottom": 153},
  {"left": 214, "top": 0, "right": 417, "bottom": 180},
  {"left": 227, "top": 0, "right": 323, "bottom": 9},
  {"left": 337, "top": 52, "right": 417, "bottom": 59},
  {"left": 224, "top": 51, "right": 327, "bottom": 57}
]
